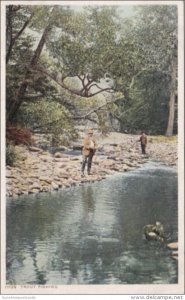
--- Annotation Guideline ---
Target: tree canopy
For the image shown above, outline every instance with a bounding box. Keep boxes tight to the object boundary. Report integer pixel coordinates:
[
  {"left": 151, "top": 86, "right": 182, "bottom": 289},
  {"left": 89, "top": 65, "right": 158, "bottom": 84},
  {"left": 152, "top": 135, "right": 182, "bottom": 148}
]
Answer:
[{"left": 5, "top": 4, "right": 178, "bottom": 144}]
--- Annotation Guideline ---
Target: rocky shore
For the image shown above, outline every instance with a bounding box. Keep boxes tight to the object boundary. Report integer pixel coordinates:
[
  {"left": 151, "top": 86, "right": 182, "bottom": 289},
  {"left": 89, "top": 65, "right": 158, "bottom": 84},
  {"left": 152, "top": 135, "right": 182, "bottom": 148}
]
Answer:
[{"left": 6, "top": 132, "right": 177, "bottom": 198}]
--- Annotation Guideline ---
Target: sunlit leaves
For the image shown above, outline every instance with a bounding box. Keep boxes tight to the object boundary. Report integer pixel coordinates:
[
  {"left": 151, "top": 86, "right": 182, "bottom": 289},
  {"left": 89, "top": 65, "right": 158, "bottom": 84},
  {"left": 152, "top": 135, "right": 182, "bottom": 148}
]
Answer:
[{"left": 18, "top": 100, "right": 77, "bottom": 143}]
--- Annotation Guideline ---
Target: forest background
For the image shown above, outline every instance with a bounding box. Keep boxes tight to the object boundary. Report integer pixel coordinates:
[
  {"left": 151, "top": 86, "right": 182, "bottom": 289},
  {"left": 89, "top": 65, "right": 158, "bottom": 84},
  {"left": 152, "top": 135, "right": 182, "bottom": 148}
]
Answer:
[{"left": 5, "top": 3, "right": 178, "bottom": 158}]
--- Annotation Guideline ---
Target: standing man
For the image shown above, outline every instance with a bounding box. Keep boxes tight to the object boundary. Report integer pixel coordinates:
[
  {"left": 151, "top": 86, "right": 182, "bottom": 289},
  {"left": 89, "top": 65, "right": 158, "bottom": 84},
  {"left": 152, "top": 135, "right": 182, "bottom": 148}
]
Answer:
[
  {"left": 139, "top": 132, "right": 147, "bottom": 155},
  {"left": 81, "top": 128, "right": 97, "bottom": 177}
]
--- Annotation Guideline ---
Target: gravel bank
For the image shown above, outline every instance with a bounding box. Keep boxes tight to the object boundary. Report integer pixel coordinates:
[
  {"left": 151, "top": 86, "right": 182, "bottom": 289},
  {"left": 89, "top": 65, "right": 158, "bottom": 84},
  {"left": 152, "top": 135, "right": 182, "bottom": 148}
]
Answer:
[{"left": 6, "top": 132, "right": 177, "bottom": 198}]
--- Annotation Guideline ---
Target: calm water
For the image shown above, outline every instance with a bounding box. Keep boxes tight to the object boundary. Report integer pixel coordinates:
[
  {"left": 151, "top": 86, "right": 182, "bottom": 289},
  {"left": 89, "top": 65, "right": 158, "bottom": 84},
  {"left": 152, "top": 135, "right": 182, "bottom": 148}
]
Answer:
[{"left": 6, "top": 162, "right": 178, "bottom": 285}]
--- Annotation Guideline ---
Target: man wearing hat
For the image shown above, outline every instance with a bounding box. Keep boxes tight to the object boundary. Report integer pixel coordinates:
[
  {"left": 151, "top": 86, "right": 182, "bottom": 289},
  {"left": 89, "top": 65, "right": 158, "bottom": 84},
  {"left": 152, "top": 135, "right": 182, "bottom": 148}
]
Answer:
[
  {"left": 139, "top": 131, "right": 147, "bottom": 155},
  {"left": 81, "top": 128, "right": 97, "bottom": 177}
]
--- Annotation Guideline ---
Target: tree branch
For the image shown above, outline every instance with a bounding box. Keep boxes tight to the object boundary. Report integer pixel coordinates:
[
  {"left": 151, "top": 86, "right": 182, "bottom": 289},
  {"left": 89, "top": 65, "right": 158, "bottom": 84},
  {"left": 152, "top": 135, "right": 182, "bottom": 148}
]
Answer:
[
  {"left": 6, "top": 8, "right": 34, "bottom": 64},
  {"left": 79, "top": 74, "right": 94, "bottom": 96},
  {"left": 86, "top": 87, "right": 114, "bottom": 98},
  {"left": 73, "top": 116, "right": 98, "bottom": 123},
  {"left": 129, "top": 69, "right": 147, "bottom": 90},
  {"left": 12, "top": 12, "right": 34, "bottom": 42},
  {"left": 129, "top": 68, "right": 170, "bottom": 90},
  {"left": 76, "top": 97, "right": 123, "bottom": 119},
  {"left": 33, "top": 65, "right": 83, "bottom": 96},
  {"left": 34, "top": 66, "right": 115, "bottom": 98}
]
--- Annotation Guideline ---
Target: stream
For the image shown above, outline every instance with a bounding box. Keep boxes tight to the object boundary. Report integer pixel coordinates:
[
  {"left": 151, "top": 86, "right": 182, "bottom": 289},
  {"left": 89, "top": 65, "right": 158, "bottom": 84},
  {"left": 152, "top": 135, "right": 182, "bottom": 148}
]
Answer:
[{"left": 6, "top": 162, "right": 178, "bottom": 285}]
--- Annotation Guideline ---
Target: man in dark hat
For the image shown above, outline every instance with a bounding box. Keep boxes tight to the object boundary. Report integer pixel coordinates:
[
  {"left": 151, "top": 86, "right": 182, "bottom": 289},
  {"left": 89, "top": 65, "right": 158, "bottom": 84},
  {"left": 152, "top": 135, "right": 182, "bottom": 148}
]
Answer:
[
  {"left": 81, "top": 128, "right": 97, "bottom": 177},
  {"left": 139, "top": 132, "right": 147, "bottom": 155}
]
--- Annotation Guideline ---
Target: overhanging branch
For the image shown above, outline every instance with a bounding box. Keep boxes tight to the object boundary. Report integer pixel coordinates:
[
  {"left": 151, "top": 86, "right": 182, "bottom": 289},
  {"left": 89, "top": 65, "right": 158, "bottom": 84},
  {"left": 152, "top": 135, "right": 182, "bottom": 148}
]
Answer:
[
  {"left": 33, "top": 65, "right": 115, "bottom": 98},
  {"left": 75, "top": 96, "right": 124, "bottom": 120}
]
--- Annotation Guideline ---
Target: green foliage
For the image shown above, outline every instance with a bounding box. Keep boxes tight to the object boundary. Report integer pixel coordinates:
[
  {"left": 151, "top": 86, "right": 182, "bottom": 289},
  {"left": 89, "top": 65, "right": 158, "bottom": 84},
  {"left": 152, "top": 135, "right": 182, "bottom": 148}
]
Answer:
[
  {"left": 118, "top": 70, "right": 170, "bottom": 134},
  {"left": 5, "top": 4, "right": 178, "bottom": 137},
  {"left": 112, "top": 5, "right": 178, "bottom": 134},
  {"left": 148, "top": 135, "right": 177, "bottom": 144},
  {"left": 47, "top": 6, "right": 120, "bottom": 81},
  {"left": 6, "top": 34, "right": 35, "bottom": 111},
  {"left": 6, "top": 143, "right": 17, "bottom": 166},
  {"left": 17, "top": 100, "right": 78, "bottom": 146}
]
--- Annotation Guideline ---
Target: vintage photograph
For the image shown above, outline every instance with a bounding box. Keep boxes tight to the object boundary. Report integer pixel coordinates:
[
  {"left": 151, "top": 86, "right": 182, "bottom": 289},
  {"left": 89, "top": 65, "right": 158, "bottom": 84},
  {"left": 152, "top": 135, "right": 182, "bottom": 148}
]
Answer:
[{"left": 1, "top": 0, "right": 184, "bottom": 295}]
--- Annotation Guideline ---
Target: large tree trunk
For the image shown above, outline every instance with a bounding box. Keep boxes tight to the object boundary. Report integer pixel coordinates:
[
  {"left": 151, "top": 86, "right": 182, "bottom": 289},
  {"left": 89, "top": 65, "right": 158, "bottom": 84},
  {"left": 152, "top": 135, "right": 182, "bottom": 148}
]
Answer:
[
  {"left": 6, "top": 6, "right": 34, "bottom": 64},
  {"left": 165, "top": 57, "right": 177, "bottom": 137},
  {"left": 7, "top": 24, "right": 52, "bottom": 122}
]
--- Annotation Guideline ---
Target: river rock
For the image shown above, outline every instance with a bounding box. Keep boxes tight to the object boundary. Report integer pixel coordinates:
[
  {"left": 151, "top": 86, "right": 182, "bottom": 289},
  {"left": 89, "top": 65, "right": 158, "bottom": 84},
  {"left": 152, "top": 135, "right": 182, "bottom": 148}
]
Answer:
[
  {"left": 39, "top": 176, "right": 52, "bottom": 184},
  {"left": 6, "top": 132, "right": 177, "bottom": 197},
  {"left": 30, "top": 182, "right": 41, "bottom": 189},
  {"left": 20, "top": 185, "right": 29, "bottom": 191},
  {"left": 72, "top": 144, "right": 82, "bottom": 151},
  {"left": 22, "top": 191, "right": 29, "bottom": 195},
  {"left": 6, "top": 172, "right": 17, "bottom": 179},
  {"left": 29, "top": 188, "right": 40, "bottom": 194},
  {"left": 40, "top": 155, "right": 53, "bottom": 162},
  {"left": 107, "top": 156, "right": 117, "bottom": 160},
  {"left": 171, "top": 256, "right": 178, "bottom": 261},
  {"left": 51, "top": 182, "right": 59, "bottom": 190},
  {"left": 102, "top": 160, "right": 115, "bottom": 167},
  {"left": 58, "top": 173, "right": 69, "bottom": 179},
  {"left": 54, "top": 157, "right": 70, "bottom": 162},
  {"left": 167, "top": 242, "right": 178, "bottom": 250},
  {"left": 29, "top": 146, "right": 41, "bottom": 152},
  {"left": 111, "top": 165, "right": 120, "bottom": 171},
  {"left": 12, "top": 188, "right": 21, "bottom": 195},
  {"left": 70, "top": 156, "right": 80, "bottom": 161},
  {"left": 54, "top": 152, "right": 63, "bottom": 158},
  {"left": 53, "top": 180, "right": 62, "bottom": 187}
]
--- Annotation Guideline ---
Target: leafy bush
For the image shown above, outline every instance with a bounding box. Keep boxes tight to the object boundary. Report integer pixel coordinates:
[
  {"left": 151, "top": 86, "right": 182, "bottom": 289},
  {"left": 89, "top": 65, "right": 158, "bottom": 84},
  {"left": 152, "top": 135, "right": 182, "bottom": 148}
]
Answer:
[
  {"left": 6, "top": 144, "right": 17, "bottom": 166},
  {"left": 148, "top": 135, "right": 177, "bottom": 144},
  {"left": 18, "top": 100, "right": 78, "bottom": 146}
]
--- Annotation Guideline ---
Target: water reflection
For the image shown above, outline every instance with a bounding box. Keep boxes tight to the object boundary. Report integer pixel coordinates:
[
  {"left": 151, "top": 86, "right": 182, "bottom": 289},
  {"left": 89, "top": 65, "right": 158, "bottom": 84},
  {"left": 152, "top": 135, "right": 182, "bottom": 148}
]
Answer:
[{"left": 6, "top": 162, "right": 178, "bottom": 284}]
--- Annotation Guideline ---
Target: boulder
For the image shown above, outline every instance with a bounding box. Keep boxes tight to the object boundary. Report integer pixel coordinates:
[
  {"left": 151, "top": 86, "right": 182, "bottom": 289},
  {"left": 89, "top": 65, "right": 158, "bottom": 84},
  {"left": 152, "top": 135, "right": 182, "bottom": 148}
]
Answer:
[
  {"left": 29, "top": 146, "right": 41, "bottom": 152},
  {"left": 58, "top": 173, "right": 69, "bottom": 179},
  {"left": 72, "top": 144, "right": 82, "bottom": 151},
  {"left": 172, "top": 251, "right": 178, "bottom": 256},
  {"left": 102, "top": 160, "right": 115, "bottom": 167},
  {"left": 171, "top": 256, "right": 178, "bottom": 261},
  {"left": 40, "top": 155, "right": 53, "bottom": 162},
  {"left": 51, "top": 182, "right": 59, "bottom": 190},
  {"left": 54, "top": 157, "right": 70, "bottom": 162},
  {"left": 29, "top": 188, "right": 40, "bottom": 194},
  {"left": 30, "top": 182, "right": 41, "bottom": 189},
  {"left": 167, "top": 242, "right": 178, "bottom": 250},
  {"left": 39, "top": 177, "right": 52, "bottom": 184},
  {"left": 54, "top": 152, "right": 63, "bottom": 158},
  {"left": 110, "top": 165, "right": 120, "bottom": 171},
  {"left": 107, "top": 156, "right": 117, "bottom": 160},
  {"left": 6, "top": 173, "right": 17, "bottom": 179},
  {"left": 70, "top": 156, "right": 80, "bottom": 161}
]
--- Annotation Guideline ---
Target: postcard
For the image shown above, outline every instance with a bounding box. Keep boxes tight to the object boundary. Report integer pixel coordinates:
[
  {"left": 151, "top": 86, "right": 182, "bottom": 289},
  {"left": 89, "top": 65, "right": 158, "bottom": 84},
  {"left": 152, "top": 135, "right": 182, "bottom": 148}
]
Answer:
[{"left": 1, "top": 0, "right": 184, "bottom": 296}]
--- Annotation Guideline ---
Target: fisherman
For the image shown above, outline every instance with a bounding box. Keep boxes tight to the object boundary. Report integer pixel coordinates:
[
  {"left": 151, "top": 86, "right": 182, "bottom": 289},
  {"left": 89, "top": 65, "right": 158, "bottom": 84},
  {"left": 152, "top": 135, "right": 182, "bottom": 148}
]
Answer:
[
  {"left": 139, "top": 132, "right": 147, "bottom": 155},
  {"left": 81, "top": 128, "right": 97, "bottom": 177}
]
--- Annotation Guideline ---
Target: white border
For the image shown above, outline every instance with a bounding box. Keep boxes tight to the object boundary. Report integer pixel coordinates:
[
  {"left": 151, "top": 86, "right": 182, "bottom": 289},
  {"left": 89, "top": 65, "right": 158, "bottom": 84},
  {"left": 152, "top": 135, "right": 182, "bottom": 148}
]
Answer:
[{"left": 1, "top": 0, "right": 184, "bottom": 295}]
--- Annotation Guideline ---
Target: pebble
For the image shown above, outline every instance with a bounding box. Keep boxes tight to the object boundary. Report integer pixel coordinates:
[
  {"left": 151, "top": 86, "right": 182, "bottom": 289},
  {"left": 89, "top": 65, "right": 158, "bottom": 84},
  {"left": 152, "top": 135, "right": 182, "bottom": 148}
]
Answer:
[{"left": 167, "top": 242, "right": 178, "bottom": 250}]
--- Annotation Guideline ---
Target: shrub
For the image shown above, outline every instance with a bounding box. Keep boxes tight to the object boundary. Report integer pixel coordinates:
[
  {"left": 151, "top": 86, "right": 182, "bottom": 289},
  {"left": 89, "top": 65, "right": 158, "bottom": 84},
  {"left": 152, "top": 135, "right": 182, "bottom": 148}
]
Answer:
[
  {"left": 6, "top": 144, "right": 17, "bottom": 166},
  {"left": 17, "top": 101, "right": 78, "bottom": 146},
  {"left": 6, "top": 125, "right": 32, "bottom": 145}
]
